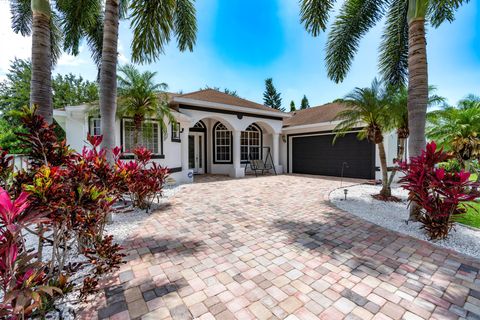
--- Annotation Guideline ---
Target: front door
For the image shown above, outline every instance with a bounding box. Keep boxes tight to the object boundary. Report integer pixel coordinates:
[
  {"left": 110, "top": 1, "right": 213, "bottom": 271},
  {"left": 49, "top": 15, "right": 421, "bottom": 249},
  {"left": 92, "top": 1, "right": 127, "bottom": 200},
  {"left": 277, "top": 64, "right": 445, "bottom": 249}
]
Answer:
[{"left": 188, "top": 132, "right": 205, "bottom": 174}]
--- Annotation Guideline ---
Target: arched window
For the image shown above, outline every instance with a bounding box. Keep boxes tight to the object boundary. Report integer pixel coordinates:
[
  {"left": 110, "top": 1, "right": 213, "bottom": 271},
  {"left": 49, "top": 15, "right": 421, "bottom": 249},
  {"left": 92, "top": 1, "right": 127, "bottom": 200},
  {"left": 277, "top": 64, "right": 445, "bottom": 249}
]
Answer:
[
  {"left": 241, "top": 124, "right": 262, "bottom": 162},
  {"left": 213, "top": 122, "right": 232, "bottom": 163}
]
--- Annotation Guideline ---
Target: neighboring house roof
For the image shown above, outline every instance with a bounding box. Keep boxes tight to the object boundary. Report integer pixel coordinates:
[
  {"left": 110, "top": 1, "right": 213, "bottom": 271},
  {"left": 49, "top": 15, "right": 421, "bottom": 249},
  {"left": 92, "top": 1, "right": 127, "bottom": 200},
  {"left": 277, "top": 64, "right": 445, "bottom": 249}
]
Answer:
[
  {"left": 283, "top": 102, "right": 347, "bottom": 128},
  {"left": 174, "top": 89, "right": 287, "bottom": 115}
]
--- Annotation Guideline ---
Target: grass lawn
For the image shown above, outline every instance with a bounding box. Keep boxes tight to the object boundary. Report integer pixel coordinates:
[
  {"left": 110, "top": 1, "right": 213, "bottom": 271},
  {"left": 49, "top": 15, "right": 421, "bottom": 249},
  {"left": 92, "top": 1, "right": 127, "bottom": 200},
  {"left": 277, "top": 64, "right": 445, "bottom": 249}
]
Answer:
[{"left": 455, "top": 201, "right": 480, "bottom": 229}]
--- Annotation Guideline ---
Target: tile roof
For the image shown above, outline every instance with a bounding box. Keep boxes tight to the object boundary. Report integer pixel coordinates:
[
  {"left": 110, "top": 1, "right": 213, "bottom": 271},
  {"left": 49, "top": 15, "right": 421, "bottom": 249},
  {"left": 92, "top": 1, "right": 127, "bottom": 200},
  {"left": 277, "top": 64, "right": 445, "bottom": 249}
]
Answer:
[
  {"left": 175, "top": 89, "right": 287, "bottom": 114},
  {"left": 283, "top": 102, "right": 347, "bottom": 127}
]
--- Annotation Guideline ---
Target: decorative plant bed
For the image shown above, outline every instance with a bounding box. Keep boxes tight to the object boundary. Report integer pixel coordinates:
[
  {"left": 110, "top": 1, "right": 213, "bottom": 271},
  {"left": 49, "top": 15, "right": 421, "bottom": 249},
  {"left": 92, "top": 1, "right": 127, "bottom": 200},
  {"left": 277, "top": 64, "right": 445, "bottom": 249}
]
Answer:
[{"left": 330, "top": 184, "right": 480, "bottom": 258}]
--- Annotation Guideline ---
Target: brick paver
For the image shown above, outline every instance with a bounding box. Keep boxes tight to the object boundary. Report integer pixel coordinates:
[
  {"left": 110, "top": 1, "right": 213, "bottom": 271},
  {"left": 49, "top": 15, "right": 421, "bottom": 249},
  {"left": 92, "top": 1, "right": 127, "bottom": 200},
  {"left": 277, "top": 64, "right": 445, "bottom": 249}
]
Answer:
[{"left": 80, "top": 174, "right": 480, "bottom": 319}]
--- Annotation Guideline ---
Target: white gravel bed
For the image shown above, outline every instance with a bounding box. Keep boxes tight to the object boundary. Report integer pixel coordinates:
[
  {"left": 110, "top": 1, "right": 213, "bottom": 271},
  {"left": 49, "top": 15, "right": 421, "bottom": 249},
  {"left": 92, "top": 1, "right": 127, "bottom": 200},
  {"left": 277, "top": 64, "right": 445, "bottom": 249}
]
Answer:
[{"left": 330, "top": 184, "right": 480, "bottom": 258}]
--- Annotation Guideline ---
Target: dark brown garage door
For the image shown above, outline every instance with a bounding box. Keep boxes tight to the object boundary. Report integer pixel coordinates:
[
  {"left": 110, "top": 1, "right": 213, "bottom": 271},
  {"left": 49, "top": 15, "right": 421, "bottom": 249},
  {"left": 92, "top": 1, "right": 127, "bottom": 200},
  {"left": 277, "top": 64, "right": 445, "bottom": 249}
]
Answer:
[{"left": 292, "top": 133, "right": 375, "bottom": 179}]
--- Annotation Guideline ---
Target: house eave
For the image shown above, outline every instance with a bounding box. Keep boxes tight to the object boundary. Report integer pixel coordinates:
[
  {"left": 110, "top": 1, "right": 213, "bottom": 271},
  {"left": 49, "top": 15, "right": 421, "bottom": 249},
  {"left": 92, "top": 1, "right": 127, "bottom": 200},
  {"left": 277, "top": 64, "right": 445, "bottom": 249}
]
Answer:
[{"left": 174, "top": 97, "right": 291, "bottom": 119}]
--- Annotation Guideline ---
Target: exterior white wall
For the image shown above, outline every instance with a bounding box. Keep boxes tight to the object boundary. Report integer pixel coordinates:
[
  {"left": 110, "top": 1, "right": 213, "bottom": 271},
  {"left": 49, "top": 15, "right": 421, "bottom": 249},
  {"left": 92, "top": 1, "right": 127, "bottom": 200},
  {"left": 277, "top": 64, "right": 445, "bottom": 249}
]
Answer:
[
  {"left": 179, "top": 107, "right": 284, "bottom": 176},
  {"left": 56, "top": 103, "right": 400, "bottom": 183}
]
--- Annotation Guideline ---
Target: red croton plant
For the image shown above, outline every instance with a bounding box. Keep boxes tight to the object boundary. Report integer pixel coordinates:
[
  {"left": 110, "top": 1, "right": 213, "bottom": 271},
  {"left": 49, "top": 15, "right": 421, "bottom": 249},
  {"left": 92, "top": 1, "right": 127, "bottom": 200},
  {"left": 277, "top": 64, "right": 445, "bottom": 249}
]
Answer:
[
  {"left": 399, "top": 141, "right": 479, "bottom": 239},
  {"left": 0, "top": 107, "right": 169, "bottom": 318}
]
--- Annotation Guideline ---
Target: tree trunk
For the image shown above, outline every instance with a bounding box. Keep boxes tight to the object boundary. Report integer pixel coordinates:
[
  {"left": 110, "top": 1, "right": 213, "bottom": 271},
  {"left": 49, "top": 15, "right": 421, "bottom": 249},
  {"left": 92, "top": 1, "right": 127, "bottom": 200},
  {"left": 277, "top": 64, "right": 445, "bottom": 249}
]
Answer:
[
  {"left": 387, "top": 137, "right": 406, "bottom": 187},
  {"left": 378, "top": 141, "right": 391, "bottom": 197},
  {"left": 407, "top": 18, "right": 428, "bottom": 221},
  {"left": 100, "top": 0, "right": 120, "bottom": 162},
  {"left": 30, "top": 0, "right": 53, "bottom": 124}
]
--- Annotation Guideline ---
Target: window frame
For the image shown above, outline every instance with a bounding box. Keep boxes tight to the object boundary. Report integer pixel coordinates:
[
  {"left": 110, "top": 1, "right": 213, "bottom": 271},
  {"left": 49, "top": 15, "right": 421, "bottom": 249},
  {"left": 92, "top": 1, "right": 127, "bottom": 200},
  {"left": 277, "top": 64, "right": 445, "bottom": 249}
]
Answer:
[
  {"left": 88, "top": 117, "right": 102, "bottom": 137},
  {"left": 212, "top": 122, "right": 233, "bottom": 164},
  {"left": 241, "top": 124, "right": 263, "bottom": 163},
  {"left": 171, "top": 122, "right": 181, "bottom": 142},
  {"left": 120, "top": 117, "right": 164, "bottom": 158}
]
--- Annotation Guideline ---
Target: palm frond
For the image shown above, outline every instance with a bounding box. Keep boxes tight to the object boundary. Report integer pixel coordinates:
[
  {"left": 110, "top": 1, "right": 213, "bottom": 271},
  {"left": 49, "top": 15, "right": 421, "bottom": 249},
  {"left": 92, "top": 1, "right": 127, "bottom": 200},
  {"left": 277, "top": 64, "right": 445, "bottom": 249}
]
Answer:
[
  {"left": 326, "top": 0, "right": 388, "bottom": 83},
  {"left": 379, "top": 0, "right": 408, "bottom": 86},
  {"left": 300, "top": 0, "right": 336, "bottom": 36},
  {"left": 428, "top": 0, "right": 470, "bottom": 27},
  {"left": 333, "top": 78, "right": 390, "bottom": 142},
  {"left": 84, "top": 11, "right": 104, "bottom": 66},
  {"left": 55, "top": 0, "right": 103, "bottom": 56},
  {"left": 174, "top": 0, "right": 197, "bottom": 52},
  {"left": 130, "top": 0, "right": 175, "bottom": 64},
  {"left": 119, "top": 0, "right": 129, "bottom": 19},
  {"left": 9, "top": 0, "right": 32, "bottom": 36}
]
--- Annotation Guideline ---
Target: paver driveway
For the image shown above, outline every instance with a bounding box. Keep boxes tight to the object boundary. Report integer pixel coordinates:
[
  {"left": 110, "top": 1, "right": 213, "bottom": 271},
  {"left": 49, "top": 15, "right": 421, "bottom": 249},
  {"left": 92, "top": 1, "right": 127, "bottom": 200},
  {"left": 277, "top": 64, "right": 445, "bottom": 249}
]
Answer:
[{"left": 82, "top": 175, "right": 480, "bottom": 320}]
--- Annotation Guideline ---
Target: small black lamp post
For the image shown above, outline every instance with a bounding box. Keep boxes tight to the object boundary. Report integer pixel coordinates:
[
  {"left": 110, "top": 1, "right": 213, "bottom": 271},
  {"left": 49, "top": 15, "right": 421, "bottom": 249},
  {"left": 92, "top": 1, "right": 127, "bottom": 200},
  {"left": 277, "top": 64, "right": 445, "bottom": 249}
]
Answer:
[{"left": 344, "top": 189, "right": 348, "bottom": 200}]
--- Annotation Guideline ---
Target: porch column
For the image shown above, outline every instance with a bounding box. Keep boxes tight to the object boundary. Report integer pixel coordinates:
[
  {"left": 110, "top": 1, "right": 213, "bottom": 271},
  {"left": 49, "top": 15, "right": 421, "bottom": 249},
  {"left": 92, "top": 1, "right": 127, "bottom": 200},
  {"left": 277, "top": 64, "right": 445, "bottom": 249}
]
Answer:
[
  {"left": 272, "top": 133, "right": 283, "bottom": 174},
  {"left": 181, "top": 126, "right": 190, "bottom": 181},
  {"left": 230, "top": 129, "right": 245, "bottom": 178}
]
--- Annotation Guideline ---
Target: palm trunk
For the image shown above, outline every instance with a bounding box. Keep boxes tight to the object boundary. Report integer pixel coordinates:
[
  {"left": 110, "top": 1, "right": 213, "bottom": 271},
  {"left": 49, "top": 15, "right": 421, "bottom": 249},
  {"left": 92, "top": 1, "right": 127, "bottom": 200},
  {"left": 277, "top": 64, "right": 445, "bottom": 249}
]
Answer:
[
  {"left": 378, "top": 141, "right": 391, "bottom": 197},
  {"left": 100, "top": 0, "right": 120, "bottom": 162},
  {"left": 407, "top": 17, "right": 428, "bottom": 221},
  {"left": 387, "top": 137, "right": 406, "bottom": 187},
  {"left": 30, "top": 0, "right": 53, "bottom": 124}
]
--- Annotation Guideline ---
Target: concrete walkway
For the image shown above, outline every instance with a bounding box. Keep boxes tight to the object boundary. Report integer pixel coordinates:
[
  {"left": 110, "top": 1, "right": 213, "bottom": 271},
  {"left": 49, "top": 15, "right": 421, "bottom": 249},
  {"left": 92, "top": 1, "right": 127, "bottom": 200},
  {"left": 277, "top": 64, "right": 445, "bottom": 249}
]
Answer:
[{"left": 81, "top": 175, "right": 480, "bottom": 320}]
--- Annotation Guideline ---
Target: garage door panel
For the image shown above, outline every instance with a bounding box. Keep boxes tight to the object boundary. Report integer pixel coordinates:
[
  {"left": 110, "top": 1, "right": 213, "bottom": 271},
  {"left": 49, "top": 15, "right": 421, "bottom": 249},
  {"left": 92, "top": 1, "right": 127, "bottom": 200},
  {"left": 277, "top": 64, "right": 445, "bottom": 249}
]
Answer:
[{"left": 292, "top": 133, "right": 375, "bottom": 179}]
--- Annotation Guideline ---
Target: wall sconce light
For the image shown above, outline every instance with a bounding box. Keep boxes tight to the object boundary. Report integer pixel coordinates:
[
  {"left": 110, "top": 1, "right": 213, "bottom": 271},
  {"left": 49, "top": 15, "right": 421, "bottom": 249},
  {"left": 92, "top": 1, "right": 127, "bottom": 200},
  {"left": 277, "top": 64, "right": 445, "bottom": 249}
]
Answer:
[
  {"left": 281, "top": 134, "right": 287, "bottom": 143},
  {"left": 180, "top": 127, "right": 184, "bottom": 133}
]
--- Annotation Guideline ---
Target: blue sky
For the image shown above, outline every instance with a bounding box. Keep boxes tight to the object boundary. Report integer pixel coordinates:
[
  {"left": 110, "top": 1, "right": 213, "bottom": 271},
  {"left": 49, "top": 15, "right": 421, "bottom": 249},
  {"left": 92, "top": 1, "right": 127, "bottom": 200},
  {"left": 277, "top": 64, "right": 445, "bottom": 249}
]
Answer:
[{"left": 0, "top": 0, "right": 479, "bottom": 108}]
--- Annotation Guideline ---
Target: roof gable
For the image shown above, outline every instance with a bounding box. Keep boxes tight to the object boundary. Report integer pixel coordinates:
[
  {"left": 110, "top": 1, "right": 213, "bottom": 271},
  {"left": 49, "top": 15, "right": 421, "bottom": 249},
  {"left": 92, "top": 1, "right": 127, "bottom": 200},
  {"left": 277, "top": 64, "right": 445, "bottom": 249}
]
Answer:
[
  {"left": 174, "top": 89, "right": 286, "bottom": 115},
  {"left": 284, "top": 102, "right": 347, "bottom": 127}
]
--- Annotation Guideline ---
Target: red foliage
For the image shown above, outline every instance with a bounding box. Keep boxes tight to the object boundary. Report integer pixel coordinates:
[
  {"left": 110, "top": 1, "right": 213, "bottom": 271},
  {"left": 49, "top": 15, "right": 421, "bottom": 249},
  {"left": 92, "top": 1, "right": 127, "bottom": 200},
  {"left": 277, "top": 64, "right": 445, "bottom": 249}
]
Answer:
[
  {"left": 0, "top": 108, "right": 127, "bottom": 316},
  {"left": 119, "top": 147, "right": 169, "bottom": 210},
  {"left": 399, "top": 142, "right": 479, "bottom": 239},
  {"left": 0, "top": 188, "right": 56, "bottom": 319}
]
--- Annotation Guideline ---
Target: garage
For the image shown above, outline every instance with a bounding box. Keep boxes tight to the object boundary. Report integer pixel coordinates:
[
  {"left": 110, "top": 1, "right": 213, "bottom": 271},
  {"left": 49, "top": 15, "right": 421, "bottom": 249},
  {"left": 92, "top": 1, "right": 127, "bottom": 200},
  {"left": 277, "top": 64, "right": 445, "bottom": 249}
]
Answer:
[{"left": 291, "top": 133, "right": 375, "bottom": 179}]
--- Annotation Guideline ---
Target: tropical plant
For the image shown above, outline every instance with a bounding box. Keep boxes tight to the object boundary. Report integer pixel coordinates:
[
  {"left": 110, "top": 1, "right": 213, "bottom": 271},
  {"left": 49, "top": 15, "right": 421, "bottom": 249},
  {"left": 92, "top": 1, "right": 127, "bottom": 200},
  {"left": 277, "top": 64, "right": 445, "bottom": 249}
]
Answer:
[
  {"left": 100, "top": 0, "right": 198, "bottom": 161},
  {"left": 120, "top": 147, "right": 169, "bottom": 210},
  {"left": 386, "top": 85, "right": 446, "bottom": 185},
  {"left": 9, "top": 0, "right": 104, "bottom": 123},
  {"left": 299, "top": 0, "right": 470, "bottom": 166},
  {"left": 427, "top": 96, "right": 480, "bottom": 170},
  {"left": 300, "top": 95, "right": 310, "bottom": 109},
  {"left": 290, "top": 100, "right": 296, "bottom": 112},
  {"left": 0, "top": 107, "right": 127, "bottom": 312},
  {"left": 263, "top": 78, "right": 284, "bottom": 111},
  {"left": 0, "top": 187, "right": 57, "bottom": 319},
  {"left": 117, "top": 64, "right": 175, "bottom": 147},
  {"left": 334, "top": 79, "right": 394, "bottom": 198},
  {"left": 399, "top": 141, "right": 479, "bottom": 239}
]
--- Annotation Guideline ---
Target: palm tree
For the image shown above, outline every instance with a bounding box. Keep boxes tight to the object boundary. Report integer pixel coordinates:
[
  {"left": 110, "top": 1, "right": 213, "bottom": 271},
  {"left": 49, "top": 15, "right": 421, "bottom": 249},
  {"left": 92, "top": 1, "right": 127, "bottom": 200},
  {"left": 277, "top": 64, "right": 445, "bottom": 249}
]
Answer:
[
  {"left": 334, "top": 79, "right": 393, "bottom": 197},
  {"left": 9, "top": 0, "right": 103, "bottom": 123},
  {"left": 100, "top": 0, "right": 197, "bottom": 161},
  {"left": 117, "top": 64, "right": 175, "bottom": 148},
  {"left": 427, "top": 97, "right": 480, "bottom": 170},
  {"left": 299, "top": 0, "right": 470, "bottom": 158},
  {"left": 386, "top": 85, "right": 445, "bottom": 186}
]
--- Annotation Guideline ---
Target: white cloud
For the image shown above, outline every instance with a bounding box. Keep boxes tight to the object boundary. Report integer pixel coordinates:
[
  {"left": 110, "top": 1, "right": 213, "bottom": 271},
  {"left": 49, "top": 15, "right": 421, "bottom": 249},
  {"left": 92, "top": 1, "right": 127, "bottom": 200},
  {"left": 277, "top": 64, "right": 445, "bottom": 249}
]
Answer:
[{"left": 0, "top": 2, "right": 32, "bottom": 74}]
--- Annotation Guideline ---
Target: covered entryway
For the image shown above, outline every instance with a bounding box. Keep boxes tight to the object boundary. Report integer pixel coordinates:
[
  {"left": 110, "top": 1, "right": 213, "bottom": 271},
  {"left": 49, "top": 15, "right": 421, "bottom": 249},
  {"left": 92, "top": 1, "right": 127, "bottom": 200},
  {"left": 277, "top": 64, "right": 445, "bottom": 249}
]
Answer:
[{"left": 291, "top": 133, "right": 375, "bottom": 179}]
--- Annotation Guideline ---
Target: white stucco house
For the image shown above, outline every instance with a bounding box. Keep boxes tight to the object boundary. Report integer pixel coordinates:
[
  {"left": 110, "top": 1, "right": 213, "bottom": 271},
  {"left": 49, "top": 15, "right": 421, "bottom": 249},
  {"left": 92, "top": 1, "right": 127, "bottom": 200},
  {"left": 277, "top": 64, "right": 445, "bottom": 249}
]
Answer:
[{"left": 53, "top": 89, "right": 398, "bottom": 184}]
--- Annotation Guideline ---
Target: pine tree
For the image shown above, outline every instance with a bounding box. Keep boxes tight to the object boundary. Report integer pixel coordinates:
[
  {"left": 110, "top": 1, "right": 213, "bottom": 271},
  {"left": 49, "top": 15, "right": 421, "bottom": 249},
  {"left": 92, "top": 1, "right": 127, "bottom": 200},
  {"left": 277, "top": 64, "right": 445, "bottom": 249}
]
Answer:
[
  {"left": 290, "top": 100, "right": 296, "bottom": 112},
  {"left": 300, "top": 95, "right": 310, "bottom": 109},
  {"left": 263, "top": 78, "right": 284, "bottom": 111}
]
